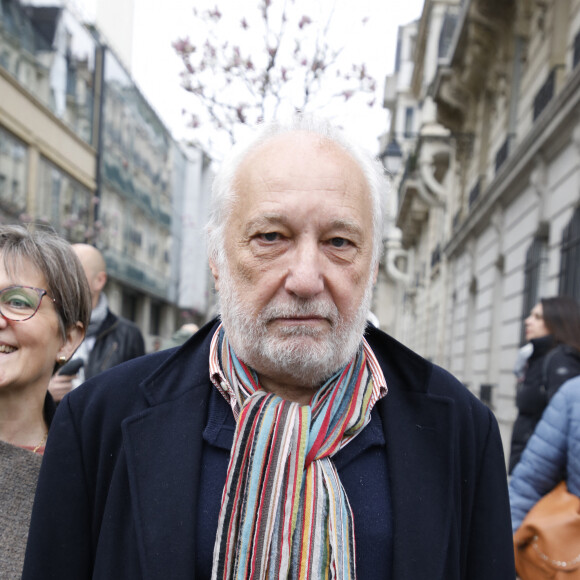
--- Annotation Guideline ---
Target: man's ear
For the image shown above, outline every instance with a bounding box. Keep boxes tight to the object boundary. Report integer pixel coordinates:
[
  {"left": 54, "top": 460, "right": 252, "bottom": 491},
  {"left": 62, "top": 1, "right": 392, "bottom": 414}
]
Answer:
[
  {"left": 209, "top": 259, "right": 220, "bottom": 292},
  {"left": 95, "top": 270, "right": 107, "bottom": 293}
]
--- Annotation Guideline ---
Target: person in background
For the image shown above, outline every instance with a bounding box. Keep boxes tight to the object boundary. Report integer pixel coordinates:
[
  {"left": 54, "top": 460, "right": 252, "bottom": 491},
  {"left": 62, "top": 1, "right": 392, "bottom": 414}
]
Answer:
[
  {"left": 23, "top": 115, "right": 515, "bottom": 579},
  {"left": 165, "top": 322, "right": 199, "bottom": 349},
  {"left": 0, "top": 225, "right": 91, "bottom": 579},
  {"left": 48, "top": 244, "right": 145, "bottom": 402},
  {"left": 509, "top": 373, "right": 580, "bottom": 532},
  {"left": 508, "top": 296, "right": 580, "bottom": 474}
]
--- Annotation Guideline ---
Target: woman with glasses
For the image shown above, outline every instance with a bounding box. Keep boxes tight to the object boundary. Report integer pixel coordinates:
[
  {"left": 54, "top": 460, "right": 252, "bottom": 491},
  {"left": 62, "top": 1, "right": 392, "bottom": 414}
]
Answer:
[{"left": 0, "top": 224, "right": 91, "bottom": 579}]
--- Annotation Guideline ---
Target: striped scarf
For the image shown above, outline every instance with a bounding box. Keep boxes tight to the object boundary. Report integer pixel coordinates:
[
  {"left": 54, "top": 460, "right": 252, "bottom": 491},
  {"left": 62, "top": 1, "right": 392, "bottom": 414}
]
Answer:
[{"left": 210, "top": 325, "right": 386, "bottom": 579}]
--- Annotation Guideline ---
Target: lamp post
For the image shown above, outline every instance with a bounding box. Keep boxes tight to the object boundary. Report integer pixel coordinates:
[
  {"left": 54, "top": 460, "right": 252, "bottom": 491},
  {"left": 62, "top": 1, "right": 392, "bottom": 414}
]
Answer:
[{"left": 379, "top": 138, "right": 403, "bottom": 177}]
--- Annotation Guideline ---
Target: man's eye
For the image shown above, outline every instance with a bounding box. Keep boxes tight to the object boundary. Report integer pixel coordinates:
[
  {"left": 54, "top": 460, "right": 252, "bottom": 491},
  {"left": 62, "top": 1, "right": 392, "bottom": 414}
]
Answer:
[
  {"left": 260, "top": 232, "right": 280, "bottom": 242},
  {"left": 330, "top": 237, "right": 349, "bottom": 248}
]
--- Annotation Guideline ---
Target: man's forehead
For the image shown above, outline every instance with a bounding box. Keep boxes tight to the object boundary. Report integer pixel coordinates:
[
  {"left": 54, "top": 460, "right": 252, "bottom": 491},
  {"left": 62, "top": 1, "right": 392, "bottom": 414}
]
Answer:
[
  {"left": 234, "top": 132, "right": 370, "bottom": 199},
  {"left": 241, "top": 130, "right": 349, "bottom": 167},
  {"left": 242, "top": 212, "right": 365, "bottom": 235}
]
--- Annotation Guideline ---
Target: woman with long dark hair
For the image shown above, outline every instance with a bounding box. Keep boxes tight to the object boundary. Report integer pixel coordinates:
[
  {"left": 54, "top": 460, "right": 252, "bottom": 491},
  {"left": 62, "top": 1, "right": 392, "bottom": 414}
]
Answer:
[{"left": 508, "top": 296, "right": 580, "bottom": 473}]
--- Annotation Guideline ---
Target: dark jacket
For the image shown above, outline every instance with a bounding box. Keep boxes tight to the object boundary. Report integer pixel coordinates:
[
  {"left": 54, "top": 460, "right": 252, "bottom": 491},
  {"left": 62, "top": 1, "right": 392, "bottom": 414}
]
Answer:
[
  {"left": 85, "top": 309, "right": 145, "bottom": 380},
  {"left": 509, "top": 335, "right": 580, "bottom": 473},
  {"left": 23, "top": 320, "right": 515, "bottom": 580}
]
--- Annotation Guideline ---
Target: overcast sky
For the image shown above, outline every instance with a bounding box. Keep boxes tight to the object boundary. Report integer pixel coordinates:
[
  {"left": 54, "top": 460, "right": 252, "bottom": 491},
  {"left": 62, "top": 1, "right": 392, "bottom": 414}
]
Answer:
[{"left": 66, "top": 0, "right": 424, "bottom": 153}]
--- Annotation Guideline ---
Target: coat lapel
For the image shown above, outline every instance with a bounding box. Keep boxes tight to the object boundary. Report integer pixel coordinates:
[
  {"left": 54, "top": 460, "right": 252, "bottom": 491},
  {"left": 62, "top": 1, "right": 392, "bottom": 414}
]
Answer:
[
  {"left": 122, "top": 385, "right": 211, "bottom": 580},
  {"left": 365, "top": 325, "right": 455, "bottom": 579},
  {"left": 121, "top": 322, "right": 217, "bottom": 580}
]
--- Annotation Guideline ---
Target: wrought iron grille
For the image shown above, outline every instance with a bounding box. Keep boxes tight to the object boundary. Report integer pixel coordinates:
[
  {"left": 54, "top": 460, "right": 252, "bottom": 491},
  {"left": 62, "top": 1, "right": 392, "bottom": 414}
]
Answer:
[{"left": 559, "top": 207, "right": 580, "bottom": 301}]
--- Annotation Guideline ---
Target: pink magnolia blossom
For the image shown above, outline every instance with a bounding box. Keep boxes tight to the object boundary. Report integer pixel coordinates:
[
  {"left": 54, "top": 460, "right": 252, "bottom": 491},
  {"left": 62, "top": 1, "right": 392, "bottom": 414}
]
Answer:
[
  {"left": 172, "top": 38, "right": 195, "bottom": 55},
  {"left": 207, "top": 6, "right": 222, "bottom": 21}
]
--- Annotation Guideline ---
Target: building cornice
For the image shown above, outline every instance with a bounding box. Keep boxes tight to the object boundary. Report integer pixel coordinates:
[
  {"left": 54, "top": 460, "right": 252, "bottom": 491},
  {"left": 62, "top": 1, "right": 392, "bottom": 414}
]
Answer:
[
  {"left": 433, "top": 0, "right": 516, "bottom": 132},
  {"left": 445, "top": 63, "right": 580, "bottom": 258}
]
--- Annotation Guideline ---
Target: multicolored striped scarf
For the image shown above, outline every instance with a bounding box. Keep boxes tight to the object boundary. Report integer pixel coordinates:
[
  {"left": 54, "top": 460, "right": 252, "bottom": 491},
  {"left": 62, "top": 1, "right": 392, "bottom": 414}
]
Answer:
[{"left": 210, "top": 325, "right": 387, "bottom": 579}]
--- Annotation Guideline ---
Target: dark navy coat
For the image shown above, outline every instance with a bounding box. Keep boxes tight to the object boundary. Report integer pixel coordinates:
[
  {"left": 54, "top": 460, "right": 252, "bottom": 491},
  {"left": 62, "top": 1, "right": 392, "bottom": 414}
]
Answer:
[{"left": 23, "top": 320, "right": 515, "bottom": 579}]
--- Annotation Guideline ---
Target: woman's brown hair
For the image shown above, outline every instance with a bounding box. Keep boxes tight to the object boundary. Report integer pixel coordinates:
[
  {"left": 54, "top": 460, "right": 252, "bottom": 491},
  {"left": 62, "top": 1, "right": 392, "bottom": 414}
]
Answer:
[{"left": 541, "top": 296, "right": 580, "bottom": 353}]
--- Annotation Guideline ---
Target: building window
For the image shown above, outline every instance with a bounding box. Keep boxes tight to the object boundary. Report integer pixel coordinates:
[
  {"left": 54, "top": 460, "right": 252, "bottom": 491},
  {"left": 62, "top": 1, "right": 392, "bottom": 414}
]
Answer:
[
  {"left": 533, "top": 69, "right": 555, "bottom": 122},
  {"left": 559, "top": 207, "right": 580, "bottom": 301},
  {"left": 431, "top": 243, "right": 442, "bottom": 268},
  {"left": 468, "top": 177, "right": 481, "bottom": 208},
  {"left": 438, "top": 11, "right": 458, "bottom": 59},
  {"left": 404, "top": 107, "right": 414, "bottom": 138},
  {"left": 495, "top": 136, "right": 510, "bottom": 174},
  {"left": 149, "top": 301, "right": 162, "bottom": 335},
  {"left": 521, "top": 234, "right": 549, "bottom": 344},
  {"left": 0, "top": 126, "right": 28, "bottom": 220},
  {"left": 122, "top": 291, "right": 139, "bottom": 323},
  {"left": 36, "top": 157, "right": 93, "bottom": 243},
  {"left": 0, "top": 5, "right": 96, "bottom": 143}
]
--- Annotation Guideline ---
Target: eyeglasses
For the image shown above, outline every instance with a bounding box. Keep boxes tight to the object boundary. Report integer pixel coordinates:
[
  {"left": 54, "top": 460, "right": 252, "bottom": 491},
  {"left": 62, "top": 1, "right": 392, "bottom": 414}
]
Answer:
[{"left": 0, "top": 285, "right": 55, "bottom": 322}]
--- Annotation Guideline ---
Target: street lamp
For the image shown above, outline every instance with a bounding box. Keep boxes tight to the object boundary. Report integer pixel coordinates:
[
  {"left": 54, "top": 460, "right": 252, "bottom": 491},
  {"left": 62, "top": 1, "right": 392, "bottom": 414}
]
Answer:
[{"left": 379, "top": 138, "right": 403, "bottom": 176}]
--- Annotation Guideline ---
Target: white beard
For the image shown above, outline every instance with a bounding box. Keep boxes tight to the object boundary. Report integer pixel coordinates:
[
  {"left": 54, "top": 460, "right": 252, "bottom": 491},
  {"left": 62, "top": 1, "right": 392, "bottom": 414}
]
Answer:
[{"left": 217, "top": 263, "right": 374, "bottom": 387}]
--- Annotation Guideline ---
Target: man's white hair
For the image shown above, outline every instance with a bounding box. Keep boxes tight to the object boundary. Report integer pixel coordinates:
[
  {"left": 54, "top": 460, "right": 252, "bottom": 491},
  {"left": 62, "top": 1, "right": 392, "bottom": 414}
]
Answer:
[{"left": 206, "top": 113, "right": 388, "bottom": 271}]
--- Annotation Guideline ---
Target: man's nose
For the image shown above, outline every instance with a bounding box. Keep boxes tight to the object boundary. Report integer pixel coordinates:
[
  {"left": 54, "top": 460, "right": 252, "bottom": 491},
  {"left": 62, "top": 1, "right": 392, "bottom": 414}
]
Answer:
[{"left": 284, "top": 243, "right": 325, "bottom": 298}]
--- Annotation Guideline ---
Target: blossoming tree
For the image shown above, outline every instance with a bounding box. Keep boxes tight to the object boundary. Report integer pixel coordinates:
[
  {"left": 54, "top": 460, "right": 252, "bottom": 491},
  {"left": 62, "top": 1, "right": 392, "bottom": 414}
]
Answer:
[{"left": 173, "top": 0, "right": 376, "bottom": 159}]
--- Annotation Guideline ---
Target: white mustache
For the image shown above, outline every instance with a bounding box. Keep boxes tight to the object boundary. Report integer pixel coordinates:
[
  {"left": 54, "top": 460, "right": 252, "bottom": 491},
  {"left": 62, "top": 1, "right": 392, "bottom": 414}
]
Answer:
[{"left": 260, "top": 300, "right": 339, "bottom": 323}]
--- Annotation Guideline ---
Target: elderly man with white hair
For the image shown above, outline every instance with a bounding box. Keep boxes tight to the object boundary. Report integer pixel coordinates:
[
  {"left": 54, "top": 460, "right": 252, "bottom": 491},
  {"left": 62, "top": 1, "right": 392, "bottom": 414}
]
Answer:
[{"left": 23, "top": 116, "right": 515, "bottom": 580}]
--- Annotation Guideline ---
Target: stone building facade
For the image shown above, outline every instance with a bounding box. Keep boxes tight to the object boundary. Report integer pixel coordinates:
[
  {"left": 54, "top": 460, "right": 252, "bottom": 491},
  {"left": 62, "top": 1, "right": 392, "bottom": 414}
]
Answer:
[
  {"left": 0, "top": 0, "right": 211, "bottom": 349},
  {"left": 379, "top": 0, "right": 580, "bottom": 450}
]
